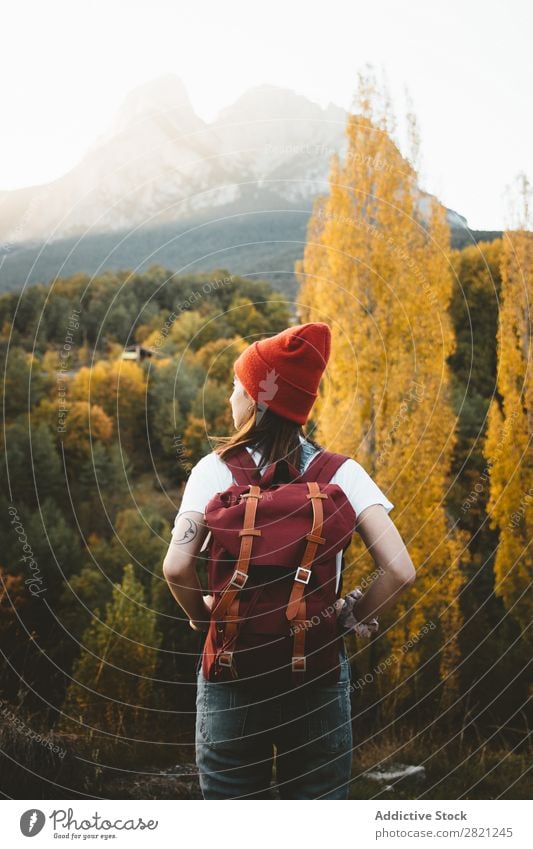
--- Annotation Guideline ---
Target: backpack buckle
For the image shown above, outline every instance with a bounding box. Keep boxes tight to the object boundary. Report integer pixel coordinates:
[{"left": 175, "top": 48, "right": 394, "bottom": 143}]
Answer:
[
  {"left": 218, "top": 651, "right": 234, "bottom": 667},
  {"left": 230, "top": 569, "right": 248, "bottom": 589},
  {"left": 295, "top": 566, "right": 312, "bottom": 584},
  {"left": 292, "top": 655, "right": 306, "bottom": 672}
]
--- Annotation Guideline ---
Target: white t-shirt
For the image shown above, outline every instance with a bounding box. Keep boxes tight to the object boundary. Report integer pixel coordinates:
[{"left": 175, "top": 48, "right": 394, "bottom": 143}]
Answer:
[{"left": 172, "top": 435, "right": 394, "bottom": 593}]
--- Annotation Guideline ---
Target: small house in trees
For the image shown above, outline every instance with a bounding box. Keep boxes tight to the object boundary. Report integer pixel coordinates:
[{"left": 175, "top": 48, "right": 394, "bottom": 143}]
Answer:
[{"left": 121, "top": 344, "right": 157, "bottom": 363}]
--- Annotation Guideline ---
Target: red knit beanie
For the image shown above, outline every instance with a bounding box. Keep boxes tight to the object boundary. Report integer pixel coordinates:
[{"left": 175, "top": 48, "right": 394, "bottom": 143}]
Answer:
[{"left": 233, "top": 322, "right": 331, "bottom": 425}]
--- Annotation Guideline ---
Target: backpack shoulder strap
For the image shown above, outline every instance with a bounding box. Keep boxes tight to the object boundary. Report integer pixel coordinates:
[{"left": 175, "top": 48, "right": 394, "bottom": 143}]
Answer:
[
  {"left": 221, "top": 445, "right": 350, "bottom": 487},
  {"left": 298, "top": 449, "right": 350, "bottom": 484},
  {"left": 222, "top": 446, "right": 262, "bottom": 486}
]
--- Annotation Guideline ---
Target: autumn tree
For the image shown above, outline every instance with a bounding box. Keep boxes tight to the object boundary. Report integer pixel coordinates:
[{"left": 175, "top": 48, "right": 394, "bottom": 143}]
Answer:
[
  {"left": 69, "top": 359, "right": 146, "bottom": 462},
  {"left": 295, "top": 67, "right": 469, "bottom": 713},
  {"left": 194, "top": 336, "right": 247, "bottom": 385},
  {"left": 61, "top": 401, "right": 113, "bottom": 461},
  {"left": 447, "top": 240, "right": 502, "bottom": 535},
  {"left": 484, "top": 173, "right": 532, "bottom": 646}
]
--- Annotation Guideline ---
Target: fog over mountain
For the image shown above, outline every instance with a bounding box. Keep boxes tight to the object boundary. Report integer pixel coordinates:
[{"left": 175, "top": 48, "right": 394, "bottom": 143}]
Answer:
[{"left": 0, "top": 73, "right": 466, "bottom": 250}]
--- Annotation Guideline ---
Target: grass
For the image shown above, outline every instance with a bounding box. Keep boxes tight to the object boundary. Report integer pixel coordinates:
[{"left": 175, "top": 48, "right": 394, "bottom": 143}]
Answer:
[
  {"left": 2, "top": 705, "right": 530, "bottom": 799},
  {"left": 348, "top": 723, "right": 531, "bottom": 800}
]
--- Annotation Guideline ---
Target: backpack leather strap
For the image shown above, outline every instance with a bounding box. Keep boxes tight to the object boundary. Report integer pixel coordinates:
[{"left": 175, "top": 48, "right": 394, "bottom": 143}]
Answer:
[
  {"left": 286, "top": 481, "right": 328, "bottom": 680},
  {"left": 215, "top": 597, "right": 241, "bottom": 678},
  {"left": 211, "top": 484, "right": 262, "bottom": 675},
  {"left": 211, "top": 484, "right": 262, "bottom": 622},
  {"left": 286, "top": 481, "right": 327, "bottom": 620},
  {"left": 291, "top": 603, "right": 312, "bottom": 677}
]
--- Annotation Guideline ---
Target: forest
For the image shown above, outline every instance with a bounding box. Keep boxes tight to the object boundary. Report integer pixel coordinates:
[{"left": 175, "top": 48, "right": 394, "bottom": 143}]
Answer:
[{"left": 0, "top": 85, "right": 530, "bottom": 800}]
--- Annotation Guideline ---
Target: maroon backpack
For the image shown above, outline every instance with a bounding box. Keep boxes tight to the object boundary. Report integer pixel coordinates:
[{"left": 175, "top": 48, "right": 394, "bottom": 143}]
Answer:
[{"left": 201, "top": 445, "right": 357, "bottom": 690}]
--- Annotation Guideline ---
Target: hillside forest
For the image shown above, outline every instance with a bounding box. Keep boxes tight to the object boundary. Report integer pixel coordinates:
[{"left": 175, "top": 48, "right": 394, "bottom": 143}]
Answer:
[{"left": 0, "top": 80, "right": 530, "bottom": 799}]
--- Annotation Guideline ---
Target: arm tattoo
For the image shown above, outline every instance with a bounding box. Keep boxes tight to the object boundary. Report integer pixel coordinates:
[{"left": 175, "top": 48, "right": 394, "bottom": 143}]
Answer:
[{"left": 174, "top": 516, "right": 199, "bottom": 545}]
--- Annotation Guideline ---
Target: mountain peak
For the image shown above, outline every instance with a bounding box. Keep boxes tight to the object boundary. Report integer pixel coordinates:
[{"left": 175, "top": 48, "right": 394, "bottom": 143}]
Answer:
[
  {"left": 93, "top": 74, "right": 204, "bottom": 145},
  {"left": 213, "top": 83, "right": 329, "bottom": 123},
  {"left": 0, "top": 77, "right": 469, "bottom": 252}
]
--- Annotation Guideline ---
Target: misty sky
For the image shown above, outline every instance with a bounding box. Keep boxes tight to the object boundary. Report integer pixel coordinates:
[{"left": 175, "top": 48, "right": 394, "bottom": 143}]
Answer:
[{"left": 2, "top": 0, "right": 531, "bottom": 229}]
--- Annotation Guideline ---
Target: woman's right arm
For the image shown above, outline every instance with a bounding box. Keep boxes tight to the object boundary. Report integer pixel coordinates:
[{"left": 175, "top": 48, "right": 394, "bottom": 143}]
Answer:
[
  {"left": 347, "top": 504, "right": 416, "bottom": 622},
  {"left": 162, "top": 510, "right": 212, "bottom": 629}
]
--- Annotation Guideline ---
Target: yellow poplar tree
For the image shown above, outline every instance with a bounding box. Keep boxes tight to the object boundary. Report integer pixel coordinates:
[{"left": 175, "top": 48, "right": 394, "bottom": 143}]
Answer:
[
  {"left": 296, "top": 68, "right": 469, "bottom": 711},
  {"left": 484, "top": 173, "right": 532, "bottom": 646}
]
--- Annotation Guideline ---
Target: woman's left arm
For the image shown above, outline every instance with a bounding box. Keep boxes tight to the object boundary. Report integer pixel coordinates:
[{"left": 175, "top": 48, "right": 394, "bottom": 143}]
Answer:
[
  {"left": 162, "top": 511, "right": 212, "bottom": 631},
  {"left": 346, "top": 504, "right": 416, "bottom": 622}
]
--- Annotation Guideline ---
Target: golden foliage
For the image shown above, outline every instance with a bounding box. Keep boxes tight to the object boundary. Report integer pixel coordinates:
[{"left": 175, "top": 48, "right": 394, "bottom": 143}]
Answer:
[
  {"left": 484, "top": 214, "right": 532, "bottom": 643},
  {"left": 61, "top": 401, "right": 113, "bottom": 459},
  {"left": 296, "top": 70, "right": 469, "bottom": 708},
  {"left": 69, "top": 359, "right": 146, "bottom": 457}
]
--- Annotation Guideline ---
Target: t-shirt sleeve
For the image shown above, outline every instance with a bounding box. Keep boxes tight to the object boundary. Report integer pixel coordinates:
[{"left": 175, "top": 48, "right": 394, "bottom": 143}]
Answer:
[
  {"left": 171, "top": 453, "right": 231, "bottom": 550},
  {"left": 333, "top": 459, "right": 394, "bottom": 525}
]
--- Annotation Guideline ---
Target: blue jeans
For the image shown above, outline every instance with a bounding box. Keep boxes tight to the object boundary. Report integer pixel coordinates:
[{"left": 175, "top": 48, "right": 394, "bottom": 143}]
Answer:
[{"left": 195, "top": 651, "right": 353, "bottom": 799}]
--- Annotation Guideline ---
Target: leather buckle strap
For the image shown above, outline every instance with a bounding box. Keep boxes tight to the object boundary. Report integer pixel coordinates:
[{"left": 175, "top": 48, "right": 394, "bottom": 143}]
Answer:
[
  {"left": 211, "top": 484, "right": 261, "bottom": 622},
  {"left": 286, "top": 481, "right": 326, "bottom": 621},
  {"left": 305, "top": 532, "right": 326, "bottom": 545},
  {"left": 291, "top": 605, "right": 308, "bottom": 679},
  {"left": 229, "top": 569, "right": 248, "bottom": 589},
  {"left": 295, "top": 566, "right": 312, "bottom": 584},
  {"left": 218, "top": 650, "right": 234, "bottom": 667}
]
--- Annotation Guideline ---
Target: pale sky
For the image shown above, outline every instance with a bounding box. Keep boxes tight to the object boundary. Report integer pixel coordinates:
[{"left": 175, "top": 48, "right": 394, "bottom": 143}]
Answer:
[{"left": 2, "top": 0, "right": 531, "bottom": 229}]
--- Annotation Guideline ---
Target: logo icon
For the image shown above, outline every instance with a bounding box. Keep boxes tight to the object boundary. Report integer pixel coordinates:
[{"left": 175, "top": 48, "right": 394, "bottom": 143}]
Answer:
[
  {"left": 20, "top": 809, "right": 45, "bottom": 837},
  {"left": 256, "top": 368, "right": 279, "bottom": 423}
]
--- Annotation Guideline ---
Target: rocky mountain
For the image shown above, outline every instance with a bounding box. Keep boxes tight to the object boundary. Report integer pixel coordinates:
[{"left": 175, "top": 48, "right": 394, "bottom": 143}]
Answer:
[{"left": 0, "top": 74, "right": 465, "bottom": 252}]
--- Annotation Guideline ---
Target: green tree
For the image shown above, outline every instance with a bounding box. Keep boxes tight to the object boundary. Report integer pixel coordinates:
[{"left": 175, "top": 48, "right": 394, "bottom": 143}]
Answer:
[
  {"left": 60, "top": 563, "right": 162, "bottom": 738},
  {"left": 0, "top": 419, "right": 63, "bottom": 510},
  {"left": 1, "top": 347, "right": 47, "bottom": 419},
  {"left": 146, "top": 357, "right": 202, "bottom": 463},
  {"left": 76, "top": 442, "right": 134, "bottom": 535}
]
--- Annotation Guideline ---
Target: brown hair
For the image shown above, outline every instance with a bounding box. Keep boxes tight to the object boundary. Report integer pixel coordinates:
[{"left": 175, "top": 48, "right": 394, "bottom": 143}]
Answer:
[{"left": 211, "top": 404, "right": 323, "bottom": 472}]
